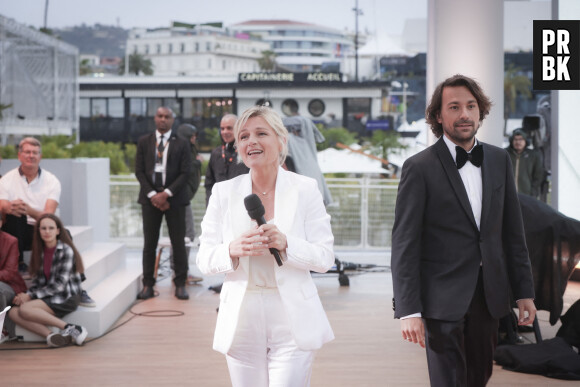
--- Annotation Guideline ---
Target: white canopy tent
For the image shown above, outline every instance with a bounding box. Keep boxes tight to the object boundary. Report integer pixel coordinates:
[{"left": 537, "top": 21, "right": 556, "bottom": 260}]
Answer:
[
  {"left": 385, "top": 119, "right": 429, "bottom": 171},
  {"left": 317, "top": 147, "right": 389, "bottom": 175}
]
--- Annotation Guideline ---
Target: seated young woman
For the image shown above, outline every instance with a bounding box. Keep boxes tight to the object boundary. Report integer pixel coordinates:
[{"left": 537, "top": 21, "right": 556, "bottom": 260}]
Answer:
[{"left": 9, "top": 213, "right": 88, "bottom": 347}]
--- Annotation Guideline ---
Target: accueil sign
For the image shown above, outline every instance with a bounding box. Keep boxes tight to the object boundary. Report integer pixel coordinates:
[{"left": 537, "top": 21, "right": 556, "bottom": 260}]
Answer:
[{"left": 239, "top": 72, "right": 342, "bottom": 84}]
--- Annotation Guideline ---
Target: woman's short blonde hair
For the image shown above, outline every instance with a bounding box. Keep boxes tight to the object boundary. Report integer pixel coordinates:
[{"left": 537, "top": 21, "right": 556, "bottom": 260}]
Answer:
[{"left": 234, "top": 106, "right": 288, "bottom": 166}]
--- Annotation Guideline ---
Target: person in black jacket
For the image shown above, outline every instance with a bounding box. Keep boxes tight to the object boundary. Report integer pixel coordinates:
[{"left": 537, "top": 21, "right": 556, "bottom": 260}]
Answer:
[
  {"left": 173, "top": 123, "right": 203, "bottom": 283},
  {"left": 204, "top": 114, "right": 249, "bottom": 206},
  {"left": 392, "top": 75, "right": 536, "bottom": 387},
  {"left": 135, "top": 107, "right": 191, "bottom": 300},
  {"left": 505, "top": 128, "right": 544, "bottom": 199}
]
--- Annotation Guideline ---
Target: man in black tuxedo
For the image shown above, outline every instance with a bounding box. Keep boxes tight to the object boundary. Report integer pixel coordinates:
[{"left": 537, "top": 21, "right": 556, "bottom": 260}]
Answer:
[
  {"left": 391, "top": 74, "right": 536, "bottom": 386},
  {"left": 135, "top": 106, "right": 191, "bottom": 300}
]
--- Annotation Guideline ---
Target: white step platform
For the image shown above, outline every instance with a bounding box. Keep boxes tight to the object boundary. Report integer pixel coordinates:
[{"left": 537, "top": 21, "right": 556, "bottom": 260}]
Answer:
[{"left": 15, "top": 226, "right": 142, "bottom": 342}]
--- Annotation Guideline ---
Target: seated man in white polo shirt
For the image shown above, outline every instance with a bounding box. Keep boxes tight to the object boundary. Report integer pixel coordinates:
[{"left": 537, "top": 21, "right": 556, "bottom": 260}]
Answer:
[
  {"left": 0, "top": 137, "right": 95, "bottom": 307},
  {"left": 0, "top": 137, "right": 60, "bottom": 273}
]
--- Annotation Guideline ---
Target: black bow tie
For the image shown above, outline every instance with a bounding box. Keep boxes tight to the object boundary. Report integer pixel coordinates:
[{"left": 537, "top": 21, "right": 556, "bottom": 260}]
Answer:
[{"left": 456, "top": 145, "right": 483, "bottom": 169}]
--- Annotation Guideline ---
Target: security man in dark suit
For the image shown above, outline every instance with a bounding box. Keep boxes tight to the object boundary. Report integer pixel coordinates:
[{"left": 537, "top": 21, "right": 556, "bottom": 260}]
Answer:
[
  {"left": 135, "top": 106, "right": 191, "bottom": 300},
  {"left": 391, "top": 74, "right": 536, "bottom": 386}
]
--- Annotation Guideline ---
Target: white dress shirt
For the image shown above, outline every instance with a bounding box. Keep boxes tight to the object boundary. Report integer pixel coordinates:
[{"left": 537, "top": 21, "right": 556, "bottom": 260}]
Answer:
[{"left": 147, "top": 130, "right": 173, "bottom": 198}]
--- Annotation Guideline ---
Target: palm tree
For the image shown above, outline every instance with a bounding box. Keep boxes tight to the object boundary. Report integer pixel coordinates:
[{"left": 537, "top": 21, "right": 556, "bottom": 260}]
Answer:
[
  {"left": 367, "top": 130, "right": 407, "bottom": 163},
  {"left": 258, "top": 50, "right": 277, "bottom": 72},
  {"left": 118, "top": 53, "right": 154, "bottom": 76},
  {"left": 504, "top": 64, "right": 532, "bottom": 134}
]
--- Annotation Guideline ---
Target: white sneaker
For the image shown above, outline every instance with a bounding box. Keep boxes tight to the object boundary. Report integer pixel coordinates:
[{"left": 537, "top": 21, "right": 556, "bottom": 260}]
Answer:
[
  {"left": 47, "top": 332, "right": 72, "bottom": 347},
  {"left": 62, "top": 324, "right": 88, "bottom": 346}
]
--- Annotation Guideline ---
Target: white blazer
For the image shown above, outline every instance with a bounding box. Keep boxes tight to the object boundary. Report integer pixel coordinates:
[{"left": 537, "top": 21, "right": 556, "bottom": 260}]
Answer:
[{"left": 197, "top": 167, "right": 335, "bottom": 354}]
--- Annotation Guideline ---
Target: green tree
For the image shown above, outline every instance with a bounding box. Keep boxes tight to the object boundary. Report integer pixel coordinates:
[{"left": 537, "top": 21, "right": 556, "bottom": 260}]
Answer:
[
  {"left": 71, "top": 141, "right": 130, "bottom": 175},
  {"left": 40, "top": 134, "right": 75, "bottom": 149},
  {"left": 123, "top": 143, "right": 137, "bottom": 173},
  {"left": 317, "top": 127, "right": 358, "bottom": 151},
  {"left": 258, "top": 50, "right": 277, "bottom": 72},
  {"left": 40, "top": 142, "right": 70, "bottom": 159},
  {"left": 367, "top": 130, "right": 407, "bottom": 162},
  {"left": 80, "top": 58, "right": 92, "bottom": 75},
  {"left": 118, "top": 53, "right": 154, "bottom": 76},
  {"left": 504, "top": 64, "right": 532, "bottom": 133},
  {"left": 0, "top": 144, "right": 18, "bottom": 158}
]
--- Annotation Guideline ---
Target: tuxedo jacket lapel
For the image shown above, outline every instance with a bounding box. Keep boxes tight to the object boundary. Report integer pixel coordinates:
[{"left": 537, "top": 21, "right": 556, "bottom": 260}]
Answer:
[
  {"left": 435, "top": 138, "right": 478, "bottom": 230},
  {"left": 479, "top": 143, "right": 494, "bottom": 232},
  {"left": 146, "top": 133, "right": 156, "bottom": 175}
]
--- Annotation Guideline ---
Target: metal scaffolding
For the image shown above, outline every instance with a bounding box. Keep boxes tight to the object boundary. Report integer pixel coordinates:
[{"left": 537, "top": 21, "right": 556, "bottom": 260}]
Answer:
[{"left": 0, "top": 15, "right": 79, "bottom": 145}]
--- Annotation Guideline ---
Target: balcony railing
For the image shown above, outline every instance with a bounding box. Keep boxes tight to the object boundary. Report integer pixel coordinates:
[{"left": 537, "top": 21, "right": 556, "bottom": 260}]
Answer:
[{"left": 110, "top": 176, "right": 398, "bottom": 249}]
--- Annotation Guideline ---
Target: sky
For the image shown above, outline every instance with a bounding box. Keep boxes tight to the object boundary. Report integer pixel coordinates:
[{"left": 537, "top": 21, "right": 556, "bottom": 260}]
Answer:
[{"left": 0, "top": 0, "right": 427, "bottom": 36}]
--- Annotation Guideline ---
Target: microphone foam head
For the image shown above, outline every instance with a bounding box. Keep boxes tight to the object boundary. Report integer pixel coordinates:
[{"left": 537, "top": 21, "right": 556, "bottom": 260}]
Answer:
[{"left": 244, "top": 193, "right": 265, "bottom": 220}]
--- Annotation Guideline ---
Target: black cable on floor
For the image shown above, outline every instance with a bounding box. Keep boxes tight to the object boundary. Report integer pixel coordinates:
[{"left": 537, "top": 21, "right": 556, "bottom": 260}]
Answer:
[{"left": 0, "top": 301, "right": 185, "bottom": 351}]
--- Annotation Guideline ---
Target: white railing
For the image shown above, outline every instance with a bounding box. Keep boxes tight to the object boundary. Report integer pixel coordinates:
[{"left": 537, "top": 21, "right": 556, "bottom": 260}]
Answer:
[{"left": 109, "top": 176, "right": 398, "bottom": 249}]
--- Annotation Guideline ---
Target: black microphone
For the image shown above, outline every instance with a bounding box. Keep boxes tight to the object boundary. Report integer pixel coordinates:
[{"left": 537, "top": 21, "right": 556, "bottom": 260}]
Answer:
[{"left": 244, "top": 193, "right": 283, "bottom": 266}]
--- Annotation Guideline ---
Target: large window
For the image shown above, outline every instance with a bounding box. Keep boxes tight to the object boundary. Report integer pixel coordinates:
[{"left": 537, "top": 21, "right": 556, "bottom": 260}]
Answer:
[
  {"left": 130, "top": 98, "right": 147, "bottom": 117},
  {"left": 80, "top": 99, "right": 90, "bottom": 117},
  {"left": 108, "top": 98, "right": 124, "bottom": 118},
  {"left": 346, "top": 98, "right": 372, "bottom": 135},
  {"left": 147, "top": 98, "right": 180, "bottom": 116},
  {"left": 91, "top": 99, "right": 107, "bottom": 117},
  {"left": 182, "top": 98, "right": 233, "bottom": 120},
  {"left": 147, "top": 99, "right": 163, "bottom": 116}
]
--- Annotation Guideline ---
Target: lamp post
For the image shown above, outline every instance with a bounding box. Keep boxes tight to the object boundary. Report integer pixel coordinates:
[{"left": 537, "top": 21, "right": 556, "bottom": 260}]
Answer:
[
  {"left": 44, "top": 0, "right": 49, "bottom": 29},
  {"left": 352, "top": 0, "right": 363, "bottom": 82}
]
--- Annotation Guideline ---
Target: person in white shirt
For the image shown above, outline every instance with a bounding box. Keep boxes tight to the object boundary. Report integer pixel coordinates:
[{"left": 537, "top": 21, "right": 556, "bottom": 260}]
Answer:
[
  {"left": 0, "top": 137, "right": 60, "bottom": 273},
  {"left": 197, "top": 106, "right": 334, "bottom": 387}
]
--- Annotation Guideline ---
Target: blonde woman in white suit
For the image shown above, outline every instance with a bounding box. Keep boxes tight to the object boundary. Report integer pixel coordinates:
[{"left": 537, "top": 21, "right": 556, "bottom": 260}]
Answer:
[{"left": 197, "top": 105, "right": 335, "bottom": 387}]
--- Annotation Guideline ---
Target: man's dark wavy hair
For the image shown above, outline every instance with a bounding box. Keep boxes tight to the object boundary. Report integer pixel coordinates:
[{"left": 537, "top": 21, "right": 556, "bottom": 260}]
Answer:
[{"left": 426, "top": 74, "right": 492, "bottom": 138}]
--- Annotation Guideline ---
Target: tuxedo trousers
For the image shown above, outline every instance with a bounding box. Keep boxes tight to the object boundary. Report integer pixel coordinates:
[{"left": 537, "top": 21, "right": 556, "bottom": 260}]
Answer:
[
  {"left": 424, "top": 269, "right": 499, "bottom": 387},
  {"left": 141, "top": 202, "right": 188, "bottom": 287},
  {"left": 226, "top": 288, "right": 316, "bottom": 387}
]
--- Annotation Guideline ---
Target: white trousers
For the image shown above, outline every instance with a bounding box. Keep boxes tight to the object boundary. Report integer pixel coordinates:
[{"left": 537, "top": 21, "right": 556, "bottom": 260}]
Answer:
[{"left": 226, "top": 289, "right": 316, "bottom": 387}]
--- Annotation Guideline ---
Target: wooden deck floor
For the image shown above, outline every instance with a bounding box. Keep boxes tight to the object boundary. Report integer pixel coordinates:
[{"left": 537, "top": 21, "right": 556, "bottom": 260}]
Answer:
[{"left": 1, "top": 250, "right": 579, "bottom": 386}]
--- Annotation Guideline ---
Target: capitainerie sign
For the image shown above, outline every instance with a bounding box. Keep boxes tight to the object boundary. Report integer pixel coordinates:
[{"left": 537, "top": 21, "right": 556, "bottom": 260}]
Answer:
[{"left": 239, "top": 72, "right": 343, "bottom": 84}]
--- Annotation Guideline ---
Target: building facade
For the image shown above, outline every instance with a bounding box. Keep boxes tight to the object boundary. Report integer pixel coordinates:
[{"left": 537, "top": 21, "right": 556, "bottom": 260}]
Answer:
[
  {"left": 79, "top": 74, "right": 390, "bottom": 147},
  {"left": 231, "top": 20, "right": 356, "bottom": 76},
  {"left": 126, "top": 24, "right": 270, "bottom": 77}
]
